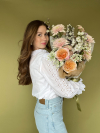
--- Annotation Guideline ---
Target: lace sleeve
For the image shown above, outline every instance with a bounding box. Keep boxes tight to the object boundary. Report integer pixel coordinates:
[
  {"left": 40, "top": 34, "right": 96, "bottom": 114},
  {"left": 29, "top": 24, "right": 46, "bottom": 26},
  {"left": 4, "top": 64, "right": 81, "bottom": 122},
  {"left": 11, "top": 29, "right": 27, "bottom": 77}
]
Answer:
[{"left": 40, "top": 53, "right": 85, "bottom": 98}]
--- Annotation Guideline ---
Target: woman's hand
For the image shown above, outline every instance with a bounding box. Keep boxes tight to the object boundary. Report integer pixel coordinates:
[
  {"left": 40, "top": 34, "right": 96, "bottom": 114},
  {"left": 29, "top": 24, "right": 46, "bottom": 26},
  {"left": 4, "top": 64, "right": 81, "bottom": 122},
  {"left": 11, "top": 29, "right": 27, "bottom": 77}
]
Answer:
[{"left": 58, "top": 61, "right": 85, "bottom": 78}]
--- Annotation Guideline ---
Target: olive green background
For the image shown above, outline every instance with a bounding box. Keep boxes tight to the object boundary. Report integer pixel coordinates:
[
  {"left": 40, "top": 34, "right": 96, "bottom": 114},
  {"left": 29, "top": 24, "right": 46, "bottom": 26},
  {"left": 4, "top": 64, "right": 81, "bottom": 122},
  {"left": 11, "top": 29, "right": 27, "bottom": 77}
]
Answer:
[{"left": 0, "top": 0, "right": 100, "bottom": 133}]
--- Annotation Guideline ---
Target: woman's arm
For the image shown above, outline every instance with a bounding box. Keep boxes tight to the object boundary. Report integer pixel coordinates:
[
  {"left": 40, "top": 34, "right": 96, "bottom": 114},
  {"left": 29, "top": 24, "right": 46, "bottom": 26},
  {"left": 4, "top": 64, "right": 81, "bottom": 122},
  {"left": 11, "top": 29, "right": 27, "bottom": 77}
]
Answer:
[{"left": 40, "top": 53, "right": 85, "bottom": 99}]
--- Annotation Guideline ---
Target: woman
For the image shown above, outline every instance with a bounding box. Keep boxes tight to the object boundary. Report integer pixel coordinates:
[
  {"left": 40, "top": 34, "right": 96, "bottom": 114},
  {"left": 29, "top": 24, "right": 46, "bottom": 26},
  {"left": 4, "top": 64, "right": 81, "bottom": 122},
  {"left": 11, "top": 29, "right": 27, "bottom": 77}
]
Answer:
[{"left": 17, "top": 20, "right": 85, "bottom": 133}]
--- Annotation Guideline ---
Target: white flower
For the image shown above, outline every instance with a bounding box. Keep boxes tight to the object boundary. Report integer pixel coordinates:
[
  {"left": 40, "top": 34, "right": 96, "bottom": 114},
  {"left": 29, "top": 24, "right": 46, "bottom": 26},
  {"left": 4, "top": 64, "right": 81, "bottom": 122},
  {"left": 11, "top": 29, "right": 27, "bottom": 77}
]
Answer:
[
  {"left": 54, "top": 60, "right": 60, "bottom": 68},
  {"left": 69, "top": 32, "right": 72, "bottom": 35},
  {"left": 67, "top": 29, "right": 69, "bottom": 32},
  {"left": 84, "top": 37, "right": 87, "bottom": 40},
  {"left": 75, "top": 45, "right": 80, "bottom": 49},
  {"left": 77, "top": 32, "right": 81, "bottom": 35},
  {"left": 68, "top": 37, "right": 71, "bottom": 40},
  {"left": 78, "top": 42, "right": 83, "bottom": 46},
  {"left": 73, "top": 44, "right": 82, "bottom": 52},
  {"left": 52, "top": 58, "right": 56, "bottom": 62},
  {"left": 82, "top": 36, "right": 84, "bottom": 39},
  {"left": 71, "top": 38, "right": 76, "bottom": 46},
  {"left": 59, "top": 61, "right": 64, "bottom": 67},
  {"left": 70, "top": 53, "right": 82, "bottom": 62},
  {"left": 80, "top": 32, "right": 84, "bottom": 35},
  {"left": 76, "top": 36, "right": 81, "bottom": 42},
  {"left": 48, "top": 51, "right": 55, "bottom": 60},
  {"left": 82, "top": 42, "right": 91, "bottom": 52},
  {"left": 78, "top": 32, "right": 84, "bottom": 36}
]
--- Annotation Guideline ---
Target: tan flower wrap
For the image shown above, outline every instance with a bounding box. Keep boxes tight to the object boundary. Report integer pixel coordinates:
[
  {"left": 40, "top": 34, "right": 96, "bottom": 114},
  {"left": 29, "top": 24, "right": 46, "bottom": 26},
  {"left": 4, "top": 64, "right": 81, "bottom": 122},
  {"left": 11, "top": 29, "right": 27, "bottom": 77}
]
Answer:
[{"left": 58, "top": 61, "right": 85, "bottom": 78}]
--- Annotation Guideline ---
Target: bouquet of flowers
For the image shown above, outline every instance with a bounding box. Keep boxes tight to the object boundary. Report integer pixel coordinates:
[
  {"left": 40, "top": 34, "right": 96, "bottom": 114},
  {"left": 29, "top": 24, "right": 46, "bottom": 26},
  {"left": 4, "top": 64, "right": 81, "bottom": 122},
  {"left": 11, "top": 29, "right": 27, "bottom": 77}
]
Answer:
[
  {"left": 47, "top": 24, "right": 95, "bottom": 80},
  {"left": 45, "top": 20, "right": 95, "bottom": 111}
]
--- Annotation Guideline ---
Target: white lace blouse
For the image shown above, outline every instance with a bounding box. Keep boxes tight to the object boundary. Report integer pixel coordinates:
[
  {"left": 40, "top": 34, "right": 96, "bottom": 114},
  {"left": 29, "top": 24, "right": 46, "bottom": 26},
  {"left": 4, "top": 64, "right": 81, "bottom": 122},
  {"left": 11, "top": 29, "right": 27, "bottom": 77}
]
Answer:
[{"left": 29, "top": 49, "right": 85, "bottom": 100}]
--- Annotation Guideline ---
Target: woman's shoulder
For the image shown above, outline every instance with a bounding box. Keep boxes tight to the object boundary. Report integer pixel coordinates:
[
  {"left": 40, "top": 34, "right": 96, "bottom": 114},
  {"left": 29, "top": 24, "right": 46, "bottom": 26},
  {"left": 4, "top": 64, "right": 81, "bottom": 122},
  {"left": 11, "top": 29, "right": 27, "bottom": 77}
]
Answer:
[
  {"left": 37, "top": 50, "right": 50, "bottom": 64},
  {"left": 34, "top": 49, "right": 49, "bottom": 61},
  {"left": 29, "top": 49, "right": 49, "bottom": 69}
]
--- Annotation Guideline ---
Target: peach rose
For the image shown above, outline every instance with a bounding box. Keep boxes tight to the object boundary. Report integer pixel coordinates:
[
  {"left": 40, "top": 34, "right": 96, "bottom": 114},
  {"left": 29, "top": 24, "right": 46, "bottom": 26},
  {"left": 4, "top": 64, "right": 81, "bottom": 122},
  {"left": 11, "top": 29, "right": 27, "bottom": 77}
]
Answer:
[
  {"left": 62, "top": 59, "right": 77, "bottom": 73},
  {"left": 55, "top": 48, "right": 70, "bottom": 61}
]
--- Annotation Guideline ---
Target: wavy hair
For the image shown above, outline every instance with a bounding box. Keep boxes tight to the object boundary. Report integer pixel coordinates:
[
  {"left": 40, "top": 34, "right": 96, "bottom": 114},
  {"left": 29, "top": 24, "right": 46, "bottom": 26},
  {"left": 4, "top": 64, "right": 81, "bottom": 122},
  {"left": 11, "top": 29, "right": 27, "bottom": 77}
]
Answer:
[{"left": 17, "top": 20, "right": 52, "bottom": 85}]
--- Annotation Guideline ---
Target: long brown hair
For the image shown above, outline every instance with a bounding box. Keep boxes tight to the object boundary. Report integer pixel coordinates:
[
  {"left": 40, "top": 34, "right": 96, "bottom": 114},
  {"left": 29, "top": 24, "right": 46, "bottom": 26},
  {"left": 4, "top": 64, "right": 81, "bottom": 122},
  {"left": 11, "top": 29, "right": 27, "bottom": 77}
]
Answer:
[{"left": 17, "top": 20, "right": 52, "bottom": 85}]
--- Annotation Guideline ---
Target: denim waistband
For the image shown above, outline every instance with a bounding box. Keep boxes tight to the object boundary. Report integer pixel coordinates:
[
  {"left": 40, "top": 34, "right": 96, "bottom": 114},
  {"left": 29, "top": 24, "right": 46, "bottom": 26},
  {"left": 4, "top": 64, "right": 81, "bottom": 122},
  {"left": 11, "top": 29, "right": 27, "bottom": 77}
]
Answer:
[{"left": 36, "top": 96, "right": 63, "bottom": 109}]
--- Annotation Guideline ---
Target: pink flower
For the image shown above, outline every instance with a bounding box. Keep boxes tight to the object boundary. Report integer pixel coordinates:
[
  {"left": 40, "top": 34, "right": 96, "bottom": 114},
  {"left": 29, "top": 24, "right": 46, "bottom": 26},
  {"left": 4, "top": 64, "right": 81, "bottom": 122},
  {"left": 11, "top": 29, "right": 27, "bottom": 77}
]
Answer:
[
  {"left": 77, "top": 25, "right": 85, "bottom": 32},
  {"left": 55, "top": 48, "right": 70, "bottom": 61},
  {"left": 63, "top": 45, "right": 72, "bottom": 50},
  {"left": 83, "top": 51, "right": 91, "bottom": 61},
  {"left": 52, "top": 38, "right": 69, "bottom": 48},
  {"left": 86, "top": 34, "right": 95, "bottom": 43},
  {"left": 51, "top": 24, "right": 65, "bottom": 36}
]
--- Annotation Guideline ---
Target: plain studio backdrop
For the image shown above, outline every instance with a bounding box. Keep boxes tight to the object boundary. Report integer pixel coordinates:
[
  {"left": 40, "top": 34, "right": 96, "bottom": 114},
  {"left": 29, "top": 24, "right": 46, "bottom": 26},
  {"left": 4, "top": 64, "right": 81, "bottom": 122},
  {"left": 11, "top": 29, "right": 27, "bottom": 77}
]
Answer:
[{"left": 0, "top": 0, "right": 100, "bottom": 133}]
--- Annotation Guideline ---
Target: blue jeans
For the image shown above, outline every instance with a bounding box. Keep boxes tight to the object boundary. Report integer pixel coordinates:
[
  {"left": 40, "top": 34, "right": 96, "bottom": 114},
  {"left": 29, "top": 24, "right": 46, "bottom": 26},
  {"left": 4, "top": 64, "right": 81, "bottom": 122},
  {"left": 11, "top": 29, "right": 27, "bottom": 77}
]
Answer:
[{"left": 34, "top": 96, "right": 68, "bottom": 133}]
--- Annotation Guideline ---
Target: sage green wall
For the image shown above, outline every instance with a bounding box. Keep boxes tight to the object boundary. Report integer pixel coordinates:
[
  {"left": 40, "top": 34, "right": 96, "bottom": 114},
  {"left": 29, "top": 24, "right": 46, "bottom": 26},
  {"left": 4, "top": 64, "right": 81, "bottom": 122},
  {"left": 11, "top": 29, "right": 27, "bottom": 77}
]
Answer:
[{"left": 0, "top": 0, "right": 100, "bottom": 133}]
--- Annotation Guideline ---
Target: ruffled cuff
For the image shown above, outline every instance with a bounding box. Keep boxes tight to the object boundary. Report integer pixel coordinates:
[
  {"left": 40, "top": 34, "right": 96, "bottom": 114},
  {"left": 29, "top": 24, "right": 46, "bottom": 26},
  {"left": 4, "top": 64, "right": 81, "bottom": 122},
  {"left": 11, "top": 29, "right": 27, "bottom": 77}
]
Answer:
[
  {"left": 68, "top": 78, "right": 85, "bottom": 96},
  {"left": 76, "top": 78, "right": 85, "bottom": 95}
]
